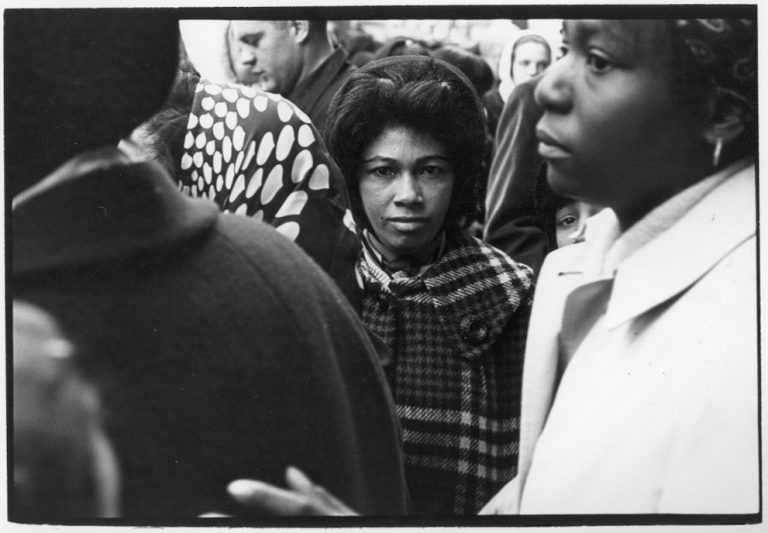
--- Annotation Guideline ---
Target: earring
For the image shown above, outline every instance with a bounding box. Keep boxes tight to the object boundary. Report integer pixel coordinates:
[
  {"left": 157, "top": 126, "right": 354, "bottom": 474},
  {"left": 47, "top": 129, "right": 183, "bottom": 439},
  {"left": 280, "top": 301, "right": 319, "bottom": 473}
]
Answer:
[{"left": 712, "top": 137, "right": 723, "bottom": 167}]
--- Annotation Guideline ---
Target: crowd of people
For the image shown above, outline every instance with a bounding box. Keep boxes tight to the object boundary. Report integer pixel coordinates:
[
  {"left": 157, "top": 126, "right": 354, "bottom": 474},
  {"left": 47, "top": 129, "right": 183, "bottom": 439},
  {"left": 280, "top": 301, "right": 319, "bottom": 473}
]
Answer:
[{"left": 9, "top": 10, "right": 759, "bottom": 524}]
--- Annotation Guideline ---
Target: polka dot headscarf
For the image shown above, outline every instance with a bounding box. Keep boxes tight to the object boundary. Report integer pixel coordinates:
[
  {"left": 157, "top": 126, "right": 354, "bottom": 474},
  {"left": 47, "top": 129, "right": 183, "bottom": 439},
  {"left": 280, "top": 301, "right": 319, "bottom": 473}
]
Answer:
[{"left": 179, "top": 80, "right": 357, "bottom": 243}]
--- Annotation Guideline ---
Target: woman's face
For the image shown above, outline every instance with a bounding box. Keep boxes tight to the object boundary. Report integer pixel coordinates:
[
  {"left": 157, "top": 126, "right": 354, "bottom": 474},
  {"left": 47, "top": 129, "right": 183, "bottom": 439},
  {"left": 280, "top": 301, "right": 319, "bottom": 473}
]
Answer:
[
  {"left": 534, "top": 20, "right": 706, "bottom": 227},
  {"left": 512, "top": 41, "right": 551, "bottom": 85},
  {"left": 358, "top": 126, "right": 454, "bottom": 258}
]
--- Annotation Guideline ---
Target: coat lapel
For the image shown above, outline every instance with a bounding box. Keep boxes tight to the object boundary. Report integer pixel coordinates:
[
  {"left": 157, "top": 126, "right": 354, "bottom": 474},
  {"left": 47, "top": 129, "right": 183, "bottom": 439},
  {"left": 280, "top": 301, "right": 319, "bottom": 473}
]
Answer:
[
  {"left": 604, "top": 164, "right": 755, "bottom": 330},
  {"left": 514, "top": 242, "right": 587, "bottom": 509}
]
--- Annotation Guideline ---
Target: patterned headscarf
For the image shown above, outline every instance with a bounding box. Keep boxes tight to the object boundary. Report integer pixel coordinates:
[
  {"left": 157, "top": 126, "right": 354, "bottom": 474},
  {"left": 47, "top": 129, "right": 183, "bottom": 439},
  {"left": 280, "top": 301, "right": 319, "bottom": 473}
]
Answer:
[
  {"left": 672, "top": 19, "right": 757, "bottom": 118},
  {"left": 178, "top": 80, "right": 362, "bottom": 307}
]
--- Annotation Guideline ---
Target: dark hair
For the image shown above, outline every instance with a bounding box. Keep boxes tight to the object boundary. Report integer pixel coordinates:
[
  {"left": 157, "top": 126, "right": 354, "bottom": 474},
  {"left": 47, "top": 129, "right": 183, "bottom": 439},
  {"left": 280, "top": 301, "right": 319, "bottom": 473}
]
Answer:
[
  {"left": 432, "top": 45, "right": 495, "bottom": 96},
  {"left": 325, "top": 56, "right": 487, "bottom": 231},
  {"left": 136, "top": 72, "right": 200, "bottom": 181},
  {"left": 372, "top": 36, "right": 432, "bottom": 60},
  {"left": 665, "top": 18, "right": 757, "bottom": 160}
]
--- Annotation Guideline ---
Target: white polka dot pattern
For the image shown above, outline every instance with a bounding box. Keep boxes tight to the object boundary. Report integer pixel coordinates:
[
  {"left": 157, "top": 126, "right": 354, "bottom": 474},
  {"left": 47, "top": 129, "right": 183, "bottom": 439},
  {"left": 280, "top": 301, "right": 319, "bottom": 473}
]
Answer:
[
  {"left": 256, "top": 132, "right": 275, "bottom": 166},
  {"left": 291, "top": 150, "right": 313, "bottom": 184},
  {"left": 297, "top": 125, "right": 315, "bottom": 148},
  {"left": 260, "top": 164, "right": 283, "bottom": 205},
  {"left": 245, "top": 168, "right": 264, "bottom": 198},
  {"left": 199, "top": 113, "right": 214, "bottom": 129},
  {"left": 277, "top": 101, "right": 294, "bottom": 123},
  {"left": 179, "top": 80, "right": 358, "bottom": 252},
  {"left": 275, "top": 125, "right": 295, "bottom": 162},
  {"left": 254, "top": 95, "right": 268, "bottom": 112},
  {"left": 308, "top": 164, "right": 330, "bottom": 191},
  {"left": 275, "top": 221, "right": 300, "bottom": 241},
  {"left": 213, "top": 122, "right": 225, "bottom": 140},
  {"left": 236, "top": 99, "right": 250, "bottom": 119},
  {"left": 275, "top": 191, "right": 308, "bottom": 218},
  {"left": 204, "top": 84, "right": 222, "bottom": 95},
  {"left": 214, "top": 101, "right": 228, "bottom": 118},
  {"left": 343, "top": 209, "right": 357, "bottom": 233}
]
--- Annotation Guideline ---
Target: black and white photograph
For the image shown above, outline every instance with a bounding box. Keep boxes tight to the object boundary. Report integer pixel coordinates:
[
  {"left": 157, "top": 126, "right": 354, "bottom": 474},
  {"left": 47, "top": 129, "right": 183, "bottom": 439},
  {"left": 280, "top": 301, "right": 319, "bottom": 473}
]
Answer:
[{"left": 5, "top": 1, "right": 763, "bottom": 530}]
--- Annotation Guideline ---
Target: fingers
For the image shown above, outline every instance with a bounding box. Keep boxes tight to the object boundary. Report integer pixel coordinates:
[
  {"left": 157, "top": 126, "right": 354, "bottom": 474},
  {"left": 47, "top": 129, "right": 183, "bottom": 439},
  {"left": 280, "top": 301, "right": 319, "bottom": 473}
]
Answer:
[
  {"left": 228, "top": 479, "right": 321, "bottom": 516},
  {"left": 227, "top": 468, "right": 358, "bottom": 516},
  {"left": 284, "top": 466, "right": 357, "bottom": 515}
]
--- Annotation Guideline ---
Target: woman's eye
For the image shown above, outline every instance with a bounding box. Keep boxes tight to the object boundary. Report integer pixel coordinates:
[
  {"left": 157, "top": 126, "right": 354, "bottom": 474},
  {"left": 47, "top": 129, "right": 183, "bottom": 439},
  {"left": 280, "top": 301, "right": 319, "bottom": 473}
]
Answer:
[
  {"left": 586, "top": 52, "right": 613, "bottom": 73},
  {"left": 371, "top": 167, "right": 396, "bottom": 178},
  {"left": 421, "top": 166, "right": 441, "bottom": 175},
  {"left": 558, "top": 215, "right": 578, "bottom": 228}
]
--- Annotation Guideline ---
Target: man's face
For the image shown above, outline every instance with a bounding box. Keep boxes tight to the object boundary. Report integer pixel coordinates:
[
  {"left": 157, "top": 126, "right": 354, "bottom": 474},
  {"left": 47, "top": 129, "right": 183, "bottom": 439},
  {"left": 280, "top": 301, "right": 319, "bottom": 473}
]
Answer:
[{"left": 228, "top": 21, "right": 303, "bottom": 95}]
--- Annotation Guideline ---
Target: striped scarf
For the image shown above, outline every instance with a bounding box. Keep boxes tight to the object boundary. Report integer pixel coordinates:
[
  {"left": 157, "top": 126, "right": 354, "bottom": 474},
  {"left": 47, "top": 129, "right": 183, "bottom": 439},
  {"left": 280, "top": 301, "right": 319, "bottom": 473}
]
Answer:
[{"left": 359, "top": 229, "right": 533, "bottom": 514}]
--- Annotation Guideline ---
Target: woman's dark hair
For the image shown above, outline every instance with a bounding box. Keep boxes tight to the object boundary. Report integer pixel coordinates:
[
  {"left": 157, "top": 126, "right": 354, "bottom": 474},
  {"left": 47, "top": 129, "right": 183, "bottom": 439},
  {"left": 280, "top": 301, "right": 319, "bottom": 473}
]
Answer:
[
  {"left": 432, "top": 45, "right": 495, "bottom": 96},
  {"left": 136, "top": 71, "right": 200, "bottom": 181},
  {"left": 664, "top": 18, "right": 757, "bottom": 161},
  {"left": 324, "top": 55, "right": 487, "bottom": 231}
]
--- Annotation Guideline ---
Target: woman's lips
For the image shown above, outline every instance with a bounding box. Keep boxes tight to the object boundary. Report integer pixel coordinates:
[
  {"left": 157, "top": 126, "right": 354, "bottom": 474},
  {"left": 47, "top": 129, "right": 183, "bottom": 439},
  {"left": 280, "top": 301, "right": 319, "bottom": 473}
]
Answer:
[
  {"left": 536, "top": 129, "right": 572, "bottom": 160},
  {"left": 388, "top": 217, "right": 428, "bottom": 232}
]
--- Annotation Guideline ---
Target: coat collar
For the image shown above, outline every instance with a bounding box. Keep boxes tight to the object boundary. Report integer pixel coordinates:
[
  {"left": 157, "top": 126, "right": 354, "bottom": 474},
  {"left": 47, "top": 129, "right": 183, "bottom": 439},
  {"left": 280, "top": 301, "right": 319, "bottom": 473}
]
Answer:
[
  {"left": 287, "top": 46, "right": 352, "bottom": 117},
  {"left": 555, "top": 160, "right": 756, "bottom": 329},
  {"left": 604, "top": 161, "right": 755, "bottom": 328},
  {"left": 13, "top": 147, "right": 219, "bottom": 276}
]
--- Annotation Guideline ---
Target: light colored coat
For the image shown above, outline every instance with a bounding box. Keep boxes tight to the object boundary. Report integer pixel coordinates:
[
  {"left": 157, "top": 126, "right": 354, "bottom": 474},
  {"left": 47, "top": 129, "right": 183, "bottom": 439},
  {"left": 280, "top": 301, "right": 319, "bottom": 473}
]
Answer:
[{"left": 483, "top": 162, "right": 759, "bottom": 514}]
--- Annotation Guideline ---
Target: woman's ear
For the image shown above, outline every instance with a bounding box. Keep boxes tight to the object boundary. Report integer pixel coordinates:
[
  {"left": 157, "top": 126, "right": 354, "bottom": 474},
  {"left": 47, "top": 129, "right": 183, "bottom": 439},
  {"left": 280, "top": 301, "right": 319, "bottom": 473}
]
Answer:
[
  {"left": 702, "top": 93, "right": 746, "bottom": 147},
  {"left": 290, "top": 21, "right": 311, "bottom": 45}
]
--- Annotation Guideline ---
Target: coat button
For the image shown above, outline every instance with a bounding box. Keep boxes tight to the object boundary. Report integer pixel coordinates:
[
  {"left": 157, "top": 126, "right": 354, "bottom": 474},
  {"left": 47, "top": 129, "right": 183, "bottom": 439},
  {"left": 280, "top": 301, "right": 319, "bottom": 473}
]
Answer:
[
  {"left": 460, "top": 315, "right": 488, "bottom": 345},
  {"left": 376, "top": 293, "right": 389, "bottom": 310}
]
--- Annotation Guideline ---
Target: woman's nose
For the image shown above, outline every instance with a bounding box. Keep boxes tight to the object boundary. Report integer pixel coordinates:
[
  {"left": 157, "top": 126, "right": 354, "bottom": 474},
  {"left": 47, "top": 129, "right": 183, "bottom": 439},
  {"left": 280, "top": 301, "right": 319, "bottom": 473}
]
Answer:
[
  {"left": 534, "top": 57, "right": 572, "bottom": 113},
  {"left": 393, "top": 174, "right": 422, "bottom": 205}
]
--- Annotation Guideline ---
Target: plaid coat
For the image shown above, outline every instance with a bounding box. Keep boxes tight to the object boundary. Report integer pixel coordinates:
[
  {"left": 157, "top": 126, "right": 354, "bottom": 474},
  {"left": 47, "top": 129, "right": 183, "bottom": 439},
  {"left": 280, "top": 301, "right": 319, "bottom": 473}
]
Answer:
[{"left": 359, "top": 229, "right": 534, "bottom": 515}]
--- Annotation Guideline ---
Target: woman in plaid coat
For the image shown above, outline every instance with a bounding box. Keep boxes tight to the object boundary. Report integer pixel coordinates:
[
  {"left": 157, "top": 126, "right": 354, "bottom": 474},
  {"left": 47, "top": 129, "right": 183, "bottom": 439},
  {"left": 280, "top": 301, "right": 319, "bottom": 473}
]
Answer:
[{"left": 322, "top": 56, "right": 534, "bottom": 515}]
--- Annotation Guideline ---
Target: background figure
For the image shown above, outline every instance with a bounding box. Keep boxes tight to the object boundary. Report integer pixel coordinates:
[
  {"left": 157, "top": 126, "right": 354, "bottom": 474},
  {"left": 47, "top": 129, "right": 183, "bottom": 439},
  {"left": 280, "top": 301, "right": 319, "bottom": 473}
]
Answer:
[
  {"left": 371, "top": 36, "right": 432, "bottom": 60},
  {"left": 13, "top": 301, "right": 120, "bottom": 521},
  {"left": 226, "top": 20, "right": 354, "bottom": 130},
  {"left": 484, "top": 33, "right": 551, "bottom": 139},
  {"left": 130, "top": 74, "right": 363, "bottom": 309},
  {"left": 325, "top": 55, "right": 533, "bottom": 514},
  {"left": 533, "top": 176, "right": 603, "bottom": 250},
  {"left": 551, "top": 200, "right": 601, "bottom": 248},
  {"left": 483, "top": 75, "right": 551, "bottom": 276},
  {"left": 9, "top": 10, "right": 407, "bottom": 519},
  {"left": 431, "top": 45, "right": 495, "bottom": 102},
  {"left": 179, "top": 20, "right": 354, "bottom": 131}
]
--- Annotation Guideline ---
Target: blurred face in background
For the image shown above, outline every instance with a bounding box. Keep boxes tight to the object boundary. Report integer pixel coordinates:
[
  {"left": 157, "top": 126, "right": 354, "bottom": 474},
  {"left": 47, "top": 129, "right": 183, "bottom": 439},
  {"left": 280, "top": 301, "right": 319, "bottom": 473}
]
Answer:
[
  {"left": 228, "top": 20, "right": 303, "bottom": 94},
  {"left": 358, "top": 125, "right": 455, "bottom": 260},
  {"left": 554, "top": 201, "right": 602, "bottom": 248},
  {"left": 512, "top": 40, "right": 551, "bottom": 84}
]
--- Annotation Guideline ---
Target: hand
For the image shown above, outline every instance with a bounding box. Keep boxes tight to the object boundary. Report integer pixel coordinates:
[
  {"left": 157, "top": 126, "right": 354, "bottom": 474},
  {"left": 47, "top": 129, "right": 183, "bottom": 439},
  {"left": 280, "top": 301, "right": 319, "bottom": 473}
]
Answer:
[{"left": 227, "top": 466, "right": 358, "bottom": 516}]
